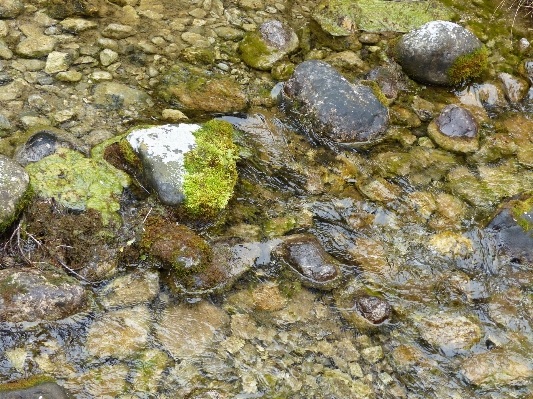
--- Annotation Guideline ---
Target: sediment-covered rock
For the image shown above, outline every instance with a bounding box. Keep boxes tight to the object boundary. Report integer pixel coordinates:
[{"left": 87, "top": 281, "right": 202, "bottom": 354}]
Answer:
[{"left": 0, "top": 155, "right": 31, "bottom": 233}]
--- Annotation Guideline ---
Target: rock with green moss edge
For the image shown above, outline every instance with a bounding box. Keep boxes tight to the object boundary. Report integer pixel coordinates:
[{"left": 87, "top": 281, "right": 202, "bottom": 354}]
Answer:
[
  {"left": 427, "top": 104, "right": 479, "bottom": 153},
  {"left": 394, "top": 21, "right": 487, "bottom": 86},
  {"left": 0, "top": 155, "right": 31, "bottom": 233},
  {"left": 486, "top": 193, "right": 533, "bottom": 265},
  {"left": 25, "top": 148, "right": 130, "bottom": 225},
  {"left": 157, "top": 62, "right": 248, "bottom": 112},
  {"left": 239, "top": 20, "right": 299, "bottom": 71},
  {"left": 0, "top": 375, "right": 71, "bottom": 399},
  {"left": 125, "top": 121, "right": 238, "bottom": 217},
  {"left": 312, "top": 0, "right": 360, "bottom": 36}
]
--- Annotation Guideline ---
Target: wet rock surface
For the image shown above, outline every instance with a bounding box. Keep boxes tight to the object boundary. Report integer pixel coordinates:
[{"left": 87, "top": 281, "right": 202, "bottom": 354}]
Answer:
[
  {"left": 273, "top": 234, "right": 341, "bottom": 289},
  {"left": 394, "top": 20, "right": 486, "bottom": 85},
  {"left": 427, "top": 104, "right": 479, "bottom": 153},
  {"left": 353, "top": 295, "right": 391, "bottom": 325},
  {"left": 0, "top": 268, "right": 88, "bottom": 323},
  {"left": 0, "top": 381, "right": 71, "bottom": 399},
  {"left": 282, "top": 60, "right": 389, "bottom": 148},
  {"left": 0, "top": 155, "right": 30, "bottom": 232},
  {"left": 239, "top": 20, "right": 298, "bottom": 70}
]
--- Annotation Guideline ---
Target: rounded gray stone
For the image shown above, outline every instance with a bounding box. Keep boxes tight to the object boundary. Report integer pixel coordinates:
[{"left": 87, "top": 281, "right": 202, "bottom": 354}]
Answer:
[{"left": 394, "top": 20, "right": 484, "bottom": 85}]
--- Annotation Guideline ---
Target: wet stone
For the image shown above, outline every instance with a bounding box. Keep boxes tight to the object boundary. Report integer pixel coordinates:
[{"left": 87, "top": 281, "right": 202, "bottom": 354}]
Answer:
[
  {"left": 273, "top": 234, "right": 341, "bottom": 290},
  {"left": 0, "top": 155, "right": 30, "bottom": 233},
  {"left": 354, "top": 295, "right": 391, "bottom": 325},
  {"left": 92, "top": 82, "right": 153, "bottom": 110},
  {"left": 0, "top": 0, "right": 22, "bottom": 18},
  {"left": 282, "top": 60, "right": 389, "bottom": 149},
  {"left": 99, "top": 270, "right": 159, "bottom": 308},
  {"left": 46, "top": 0, "right": 100, "bottom": 18},
  {"left": 101, "top": 23, "right": 136, "bottom": 39},
  {"left": 0, "top": 267, "right": 88, "bottom": 323},
  {"left": 394, "top": 20, "right": 486, "bottom": 85},
  {"left": 418, "top": 313, "right": 481, "bottom": 354},
  {"left": 499, "top": 72, "right": 529, "bottom": 103},
  {"left": 14, "top": 128, "right": 79, "bottom": 166},
  {"left": 0, "top": 381, "right": 71, "bottom": 399},
  {"left": 427, "top": 104, "right": 479, "bottom": 153},
  {"left": 15, "top": 36, "right": 57, "bottom": 58}
]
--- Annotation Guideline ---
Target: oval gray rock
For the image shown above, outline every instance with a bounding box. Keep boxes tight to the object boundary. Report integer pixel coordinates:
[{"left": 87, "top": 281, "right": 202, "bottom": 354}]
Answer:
[
  {"left": 282, "top": 60, "right": 389, "bottom": 148},
  {"left": 394, "top": 20, "right": 487, "bottom": 86},
  {"left": 427, "top": 104, "right": 479, "bottom": 153}
]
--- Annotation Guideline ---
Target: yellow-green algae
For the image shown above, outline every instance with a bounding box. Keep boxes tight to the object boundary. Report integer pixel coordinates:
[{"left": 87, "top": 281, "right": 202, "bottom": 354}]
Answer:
[
  {"left": 447, "top": 46, "right": 489, "bottom": 85},
  {"left": 25, "top": 148, "right": 130, "bottom": 225},
  {"left": 183, "top": 120, "right": 238, "bottom": 217},
  {"left": 0, "top": 375, "right": 55, "bottom": 392},
  {"left": 509, "top": 194, "right": 533, "bottom": 231}
]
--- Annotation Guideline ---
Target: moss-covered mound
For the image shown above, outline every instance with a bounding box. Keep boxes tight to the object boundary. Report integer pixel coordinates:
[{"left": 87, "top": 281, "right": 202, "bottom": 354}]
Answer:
[{"left": 183, "top": 120, "right": 239, "bottom": 217}]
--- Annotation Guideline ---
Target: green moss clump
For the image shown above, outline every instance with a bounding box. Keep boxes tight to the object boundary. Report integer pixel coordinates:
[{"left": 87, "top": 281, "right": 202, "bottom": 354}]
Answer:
[
  {"left": 25, "top": 148, "right": 129, "bottom": 225},
  {"left": 359, "top": 80, "right": 389, "bottom": 106},
  {"left": 239, "top": 32, "right": 278, "bottom": 71},
  {"left": 448, "top": 46, "right": 489, "bottom": 85},
  {"left": 0, "top": 275, "right": 28, "bottom": 304},
  {"left": 0, "top": 375, "right": 55, "bottom": 392},
  {"left": 183, "top": 120, "right": 238, "bottom": 217}
]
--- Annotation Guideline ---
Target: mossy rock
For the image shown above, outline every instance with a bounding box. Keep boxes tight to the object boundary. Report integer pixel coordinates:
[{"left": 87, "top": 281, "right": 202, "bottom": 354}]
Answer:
[
  {"left": 25, "top": 148, "right": 130, "bottom": 225},
  {"left": 0, "top": 155, "right": 32, "bottom": 233}
]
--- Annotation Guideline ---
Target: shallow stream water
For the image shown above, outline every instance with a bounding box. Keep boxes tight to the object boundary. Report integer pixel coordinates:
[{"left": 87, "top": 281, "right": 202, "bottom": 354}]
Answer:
[{"left": 2, "top": 0, "right": 533, "bottom": 398}]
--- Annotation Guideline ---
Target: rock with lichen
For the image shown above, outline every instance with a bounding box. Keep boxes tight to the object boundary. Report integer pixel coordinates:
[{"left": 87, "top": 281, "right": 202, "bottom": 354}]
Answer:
[
  {"left": 125, "top": 120, "right": 238, "bottom": 217},
  {"left": 0, "top": 155, "right": 31, "bottom": 233},
  {"left": 239, "top": 20, "right": 299, "bottom": 71},
  {"left": 394, "top": 20, "right": 488, "bottom": 85}
]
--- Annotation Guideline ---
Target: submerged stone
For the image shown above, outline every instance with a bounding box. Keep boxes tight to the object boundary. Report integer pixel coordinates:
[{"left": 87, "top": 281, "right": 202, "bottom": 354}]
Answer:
[
  {"left": 312, "top": 0, "right": 359, "bottom": 36},
  {"left": 239, "top": 20, "right": 299, "bottom": 71},
  {"left": 282, "top": 60, "right": 389, "bottom": 148},
  {"left": 461, "top": 350, "right": 533, "bottom": 387},
  {"left": 354, "top": 295, "right": 391, "bottom": 325},
  {"left": 0, "top": 378, "right": 70, "bottom": 399},
  {"left": 99, "top": 270, "right": 159, "bottom": 308},
  {"left": 157, "top": 62, "right": 248, "bottom": 112},
  {"left": 92, "top": 82, "right": 153, "bottom": 110},
  {"left": 0, "top": 267, "right": 88, "bottom": 323},
  {"left": 417, "top": 313, "right": 481, "bottom": 353},
  {"left": 427, "top": 105, "right": 479, "bottom": 153},
  {"left": 273, "top": 234, "right": 341, "bottom": 290},
  {"left": 394, "top": 21, "right": 487, "bottom": 86},
  {"left": 486, "top": 194, "right": 533, "bottom": 265},
  {"left": 0, "top": 155, "right": 31, "bottom": 233}
]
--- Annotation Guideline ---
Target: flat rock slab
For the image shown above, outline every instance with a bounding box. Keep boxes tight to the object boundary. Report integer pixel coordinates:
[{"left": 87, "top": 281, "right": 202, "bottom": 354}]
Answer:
[
  {"left": 0, "top": 268, "right": 88, "bottom": 323},
  {"left": 0, "top": 155, "right": 30, "bottom": 233},
  {"left": 282, "top": 60, "right": 389, "bottom": 148}
]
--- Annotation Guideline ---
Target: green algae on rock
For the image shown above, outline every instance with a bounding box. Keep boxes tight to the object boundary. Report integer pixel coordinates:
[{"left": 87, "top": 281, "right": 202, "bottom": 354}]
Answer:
[
  {"left": 25, "top": 148, "right": 129, "bottom": 225},
  {"left": 0, "top": 154, "right": 32, "bottom": 233},
  {"left": 448, "top": 46, "right": 489, "bottom": 85}
]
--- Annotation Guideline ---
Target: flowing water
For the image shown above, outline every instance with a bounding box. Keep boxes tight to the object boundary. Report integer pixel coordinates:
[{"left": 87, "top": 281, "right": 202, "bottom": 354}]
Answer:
[{"left": 1, "top": 0, "right": 533, "bottom": 398}]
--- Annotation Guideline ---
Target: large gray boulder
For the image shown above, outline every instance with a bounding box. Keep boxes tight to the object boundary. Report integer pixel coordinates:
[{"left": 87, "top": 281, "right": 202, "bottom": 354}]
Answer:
[
  {"left": 0, "top": 155, "right": 31, "bottom": 233},
  {"left": 0, "top": 268, "right": 88, "bottom": 323},
  {"left": 282, "top": 60, "right": 389, "bottom": 149},
  {"left": 394, "top": 21, "right": 487, "bottom": 86}
]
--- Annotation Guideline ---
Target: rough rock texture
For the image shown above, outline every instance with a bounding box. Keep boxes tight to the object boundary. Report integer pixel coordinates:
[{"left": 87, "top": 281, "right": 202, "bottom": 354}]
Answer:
[
  {"left": 273, "top": 234, "right": 341, "bottom": 289},
  {"left": 427, "top": 104, "right": 479, "bottom": 153},
  {"left": 0, "top": 268, "right": 88, "bottom": 323},
  {"left": 394, "top": 21, "right": 487, "bottom": 85},
  {"left": 0, "top": 0, "right": 23, "bottom": 18},
  {"left": 418, "top": 313, "right": 481, "bottom": 353},
  {"left": 461, "top": 350, "right": 533, "bottom": 387},
  {"left": 486, "top": 194, "right": 533, "bottom": 265},
  {"left": 99, "top": 270, "right": 159, "bottom": 308},
  {"left": 46, "top": 0, "right": 101, "bottom": 19},
  {"left": 239, "top": 20, "right": 299, "bottom": 71},
  {"left": 0, "top": 381, "right": 71, "bottom": 399},
  {"left": 126, "top": 124, "right": 199, "bottom": 206},
  {"left": 354, "top": 295, "right": 391, "bottom": 325},
  {"left": 157, "top": 62, "right": 248, "bottom": 112},
  {"left": 282, "top": 60, "right": 389, "bottom": 148},
  {"left": 0, "top": 155, "right": 30, "bottom": 233}
]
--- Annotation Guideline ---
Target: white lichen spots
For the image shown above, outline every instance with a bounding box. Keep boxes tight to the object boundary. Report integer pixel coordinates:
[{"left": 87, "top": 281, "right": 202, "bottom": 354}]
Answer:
[{"left": 127, "top": 124, "right": 200, "bottom": 165}]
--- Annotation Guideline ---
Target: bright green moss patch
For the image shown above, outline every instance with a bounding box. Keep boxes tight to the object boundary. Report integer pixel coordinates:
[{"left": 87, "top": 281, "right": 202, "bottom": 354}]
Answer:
[
  {"left": 510, "top": 194, "right": 533, "bottom": 231},
  {"left": 26, "top": 148, "right": 130, "bottom": 225},
  {"left": 448, "top": 46, "right": 489, "bottom": 85},
  {"left": 183, "top": 120, "right": 238, "bottom": 217}
]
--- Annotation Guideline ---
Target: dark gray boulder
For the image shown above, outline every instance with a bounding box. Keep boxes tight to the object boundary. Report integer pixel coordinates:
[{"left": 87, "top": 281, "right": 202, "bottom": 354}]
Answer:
[
  {"left": 0, "top": 381, "right": 71, "bottom": 399},
  {"left": 0, "top": 268, "right": 88, "bottom": 323},
  {"left": 0, "top": 155, "right": 31, "bottom": 233},
  {"left": 282, "top": 60, "right": 389, "bottom": 148},
  {"left": 394, "top": 20, "right": 487, "bottom": 86}
]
